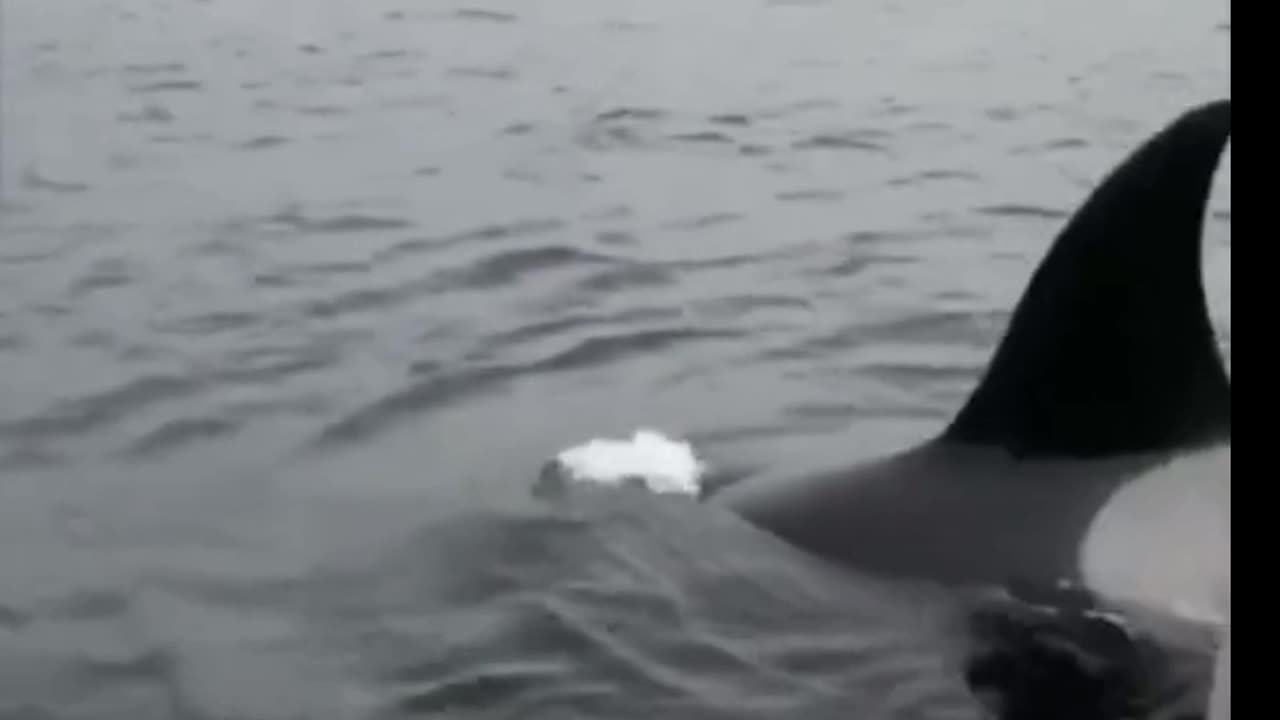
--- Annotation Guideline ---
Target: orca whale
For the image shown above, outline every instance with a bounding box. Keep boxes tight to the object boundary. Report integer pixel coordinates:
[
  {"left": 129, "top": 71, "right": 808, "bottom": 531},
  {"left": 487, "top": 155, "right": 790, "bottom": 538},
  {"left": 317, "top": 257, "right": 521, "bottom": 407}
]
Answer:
[{"left": 713, "top": 99, "right": 1232, "bottom": 616}]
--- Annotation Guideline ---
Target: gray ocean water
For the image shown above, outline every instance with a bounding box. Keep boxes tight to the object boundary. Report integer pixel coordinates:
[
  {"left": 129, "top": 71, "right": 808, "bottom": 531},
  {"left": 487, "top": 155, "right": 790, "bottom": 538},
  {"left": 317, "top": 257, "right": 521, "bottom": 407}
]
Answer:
[{"left": 0, "top": 1, "right": 1231, "bottom": 718}]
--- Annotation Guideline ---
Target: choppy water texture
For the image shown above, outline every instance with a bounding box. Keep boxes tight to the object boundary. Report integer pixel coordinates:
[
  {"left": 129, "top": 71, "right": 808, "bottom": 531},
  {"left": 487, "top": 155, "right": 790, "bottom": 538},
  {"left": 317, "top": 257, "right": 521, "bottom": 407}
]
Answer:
[{"left": 0, "top": 0, "right": 1230, "bottom": 718}]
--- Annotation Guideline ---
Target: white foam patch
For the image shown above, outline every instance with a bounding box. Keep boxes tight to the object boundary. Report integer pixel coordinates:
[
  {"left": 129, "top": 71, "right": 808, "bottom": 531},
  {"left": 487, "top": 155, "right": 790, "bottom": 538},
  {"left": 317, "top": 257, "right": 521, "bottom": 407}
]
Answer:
[
  {"left": 551, "top": 429, "right": 706, "bottom": 496},
  {"left": 1079, "top": 444, "right": 1231, "bottom": 626}
]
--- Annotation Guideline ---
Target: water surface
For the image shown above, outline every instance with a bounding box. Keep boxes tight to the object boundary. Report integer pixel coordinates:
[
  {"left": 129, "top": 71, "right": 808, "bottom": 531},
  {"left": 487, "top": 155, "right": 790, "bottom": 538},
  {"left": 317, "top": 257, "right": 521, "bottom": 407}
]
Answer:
[{"left": 0, "top": 1, "right": 1231, "bottom": 718}]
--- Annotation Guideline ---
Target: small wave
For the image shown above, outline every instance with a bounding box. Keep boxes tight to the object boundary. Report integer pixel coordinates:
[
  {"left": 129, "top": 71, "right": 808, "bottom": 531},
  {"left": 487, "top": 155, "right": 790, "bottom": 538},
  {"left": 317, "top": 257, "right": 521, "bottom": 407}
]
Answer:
[
  {"left": 448, "top": 66, "right": 516, "bottom": 80},
  {"left": 148, "top": 132, "right": 210, "bottom": 145},
  {"left": 126, "top": 416, "right": 239, "bottom": 457},
  {"left": 661, "top": 213, "right": 743, "bottom": 232},
  {"left": 298, "top": 260, "right": 376, "bottom": 278},
  {"left": 665, "top": 244, "right": 811, "bottom": 273},
  {"left": 264, "top": 209, "right": 414, "bottom": 234},
  {"left": 875, "top": 100, "right": 918, "bottom": 118},
  {"left": 783, "top": 402, "right": 861, "bottom": 421},
  {"left": 503, "top": 122, "right": 536, "bottom": 136},
  {"left": 316, "top": 325, "right": 738, "bottom": 445},
  {"left": 578, "top": 124, "right": 654, "bottom": 151},
  {"left": 300, "top": 281, "right": 435, "bottom": 319},
  {"left": 577, "top": 264, "right": 675, "bottom": 293},
  {"left": 68, "top": 260, "right": 134, "bottom": 297},
  {"left": 118, "top": 105, "right": 175, "bottom": 125},
  {"left": 156, "top": 311, "right": 258, "bottom": 336},
  {"left": 0, "top": 604, "right": 26, "bottom": 628},
  {"left": 904, "top": 120, "right": 953, "bottom": 134},
  {"left": 985, "top": 107, "right": 1020, "bottom": 122},
  {"left": 814, "top": 253, "right": 892, "bottom": 279},
  {"left": 1043, "top": 138, "right": 1089, "bottom": 151},
  {"left": 668, "top": 131, "right": 736, "bottom": 145},
  {"left": 593, "top": 230, "right": 637, "bottom": 246},
  {"left": 527, "top": 328, "right": 743, "bottom": 375},
  {"left": 396, "top": 662, "right": 563, "bottom": 716},
  {"left": 696, "top": 295, "right": 812, "bottom": 317},
  {"left": 594, "top": 108, "right": 666, "bottom": 123},
  {"left": 452, "top": 8, "right": 519, "bottom": 23},
  {"left": 315, "top": 365, "right": 520, "bottom": 445},
  {"left": 861, "top": 309, "right": 1005, "bottom": 346},
  {"left": 0, "top": 375, "right": 203, "bottom": 440},
  {"left": 357, "top": 49, "right": 417, "bottom": 62},
  {"left": 373, "top": 219, "right": 568, "bottom": 264},
  {"left": 775, "top": 189, "right": 845, "bottom": 204},
  {"left": 888, "top": 169, "right": 980, "bottom": 187},
  {"left": 759, "top": 98, "right": 841, "bottom": 119},
  {"left": 237, "top": 136, "right": 290, "bottom": 150},
  {"left": 974, "top": 204, "right": 1070, "bottom": 221},
  {"left": 434, "top": 246, "right": 618, "bottom": 291},
  {"left": 482, "top": 308, "right": 679, "bottom": 352},
  {"left": 436, "top": 218, "right": 568, "bottom": 250},
  {"left": 216, "top": 348, "right": 339, "bottom": 386},
  {"left": 21, "top": 169, "right": 90, "bottom": 194},
  {"left": 793, "top": 131, "right": 890, "bottom": 154},
  {"left": 0, "top": 445, "right": 63, "bottom": 470},
  {"left": 130, "top": 80, "right": 203, "bottom": 94},
  {"left": 839, "top": 229, "right": 927, "bottom": 247},
  {"left": 296, "top": 104, "right": 350, "bottom": 117},
  {"left": 755, "top": 326, "right": 866, "bottom": 361},
  {"left": 121, "top": 62, "right": 185, "bottom": 75},
  {"left": 860, "top": 362, "right": 981, "bottom": 389}
]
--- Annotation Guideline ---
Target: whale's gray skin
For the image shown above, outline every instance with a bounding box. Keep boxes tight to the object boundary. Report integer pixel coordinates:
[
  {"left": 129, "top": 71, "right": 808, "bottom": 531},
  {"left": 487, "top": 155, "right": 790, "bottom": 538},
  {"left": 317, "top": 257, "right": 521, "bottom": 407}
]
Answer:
[{"left": 714, "top": 99, "right": 1232, "bottom": 593}]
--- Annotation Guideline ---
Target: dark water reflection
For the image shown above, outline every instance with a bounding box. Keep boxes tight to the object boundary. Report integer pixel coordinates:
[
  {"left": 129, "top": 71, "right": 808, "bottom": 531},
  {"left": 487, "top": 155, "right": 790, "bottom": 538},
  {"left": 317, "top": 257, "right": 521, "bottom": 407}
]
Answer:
[{"left": 0, "top": 0, "right": 1229, "bottom": 717}]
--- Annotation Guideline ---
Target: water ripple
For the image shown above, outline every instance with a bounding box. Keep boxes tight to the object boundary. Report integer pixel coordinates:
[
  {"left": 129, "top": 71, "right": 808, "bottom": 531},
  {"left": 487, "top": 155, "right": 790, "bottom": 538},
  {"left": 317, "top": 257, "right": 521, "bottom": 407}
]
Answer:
[
  {"left": 482, "top": 308, "right": 680, "bottom": 353},
  {"left": 155, "top": 312, "right": 259, "bottom": 337},
  {"left": 452, "top": 8, "right": 519, "bottom": 24},
  {"left": 264, "top": 209, "right": 415, "bottom": 235},
  {"left": 434, "top": 246, "right": 620, "bottom": 291},
  {"left": 129, "top": 80, "right": 202, "bottom": 94},
  {"left": 526, "top": 328, "right": 744, "bottom": 375},
  {"left": 126, "top": 417, "right": 239, "bottom": 458},
  {"left": 661, "top": 213, "right": 744, "bottom": 232},
  {"left": 21, "top": 169, "right": 90, "bottom": 194},
  {"left": 316, "top": 366, "right": 519, "bottom": 445},
  {"left": 375, "top": 219, "right": 567, "bottom": 262},
  {"left": 1, "top": 375, "right": 203, "bottom": 440},
  {"left": 577, "top": 264, "right": 675, "bottom": 293},
  {"left": 237, "top": 136, "right": 291, "bottom": 151},
  {"left": 301, "top": 281, "right": 434, "bottom": 320},
  {"left": 318, "top": 325, "right": 741, "bottom": 444},
  {"left": 973, "top": 204, "right": 1071, "bottom": 221},
  {"left": 792, "top": 130, "right": 891, "bottom": 153}
]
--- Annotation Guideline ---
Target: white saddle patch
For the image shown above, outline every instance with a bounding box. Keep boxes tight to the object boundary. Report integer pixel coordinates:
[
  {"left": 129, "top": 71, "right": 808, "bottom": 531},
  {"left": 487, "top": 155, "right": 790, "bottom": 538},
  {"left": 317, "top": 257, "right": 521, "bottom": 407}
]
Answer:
[{"left": 1079, "top": 444, "right": 1230, "bottom": 626}]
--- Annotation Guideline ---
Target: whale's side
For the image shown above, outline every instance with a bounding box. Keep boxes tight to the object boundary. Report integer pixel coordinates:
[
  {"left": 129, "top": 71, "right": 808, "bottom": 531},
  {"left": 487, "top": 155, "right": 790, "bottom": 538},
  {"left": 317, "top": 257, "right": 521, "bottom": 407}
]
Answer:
[{"left": 714, "top": 99, "right": 1232, "bottom": 593}]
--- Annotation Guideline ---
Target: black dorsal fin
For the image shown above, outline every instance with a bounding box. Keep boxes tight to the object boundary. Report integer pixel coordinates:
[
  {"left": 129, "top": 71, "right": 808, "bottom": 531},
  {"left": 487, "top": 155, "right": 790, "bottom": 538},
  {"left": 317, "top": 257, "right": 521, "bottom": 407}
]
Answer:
[{"left": 943, "top": 100, "right": 1232, "bottom": 458}]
